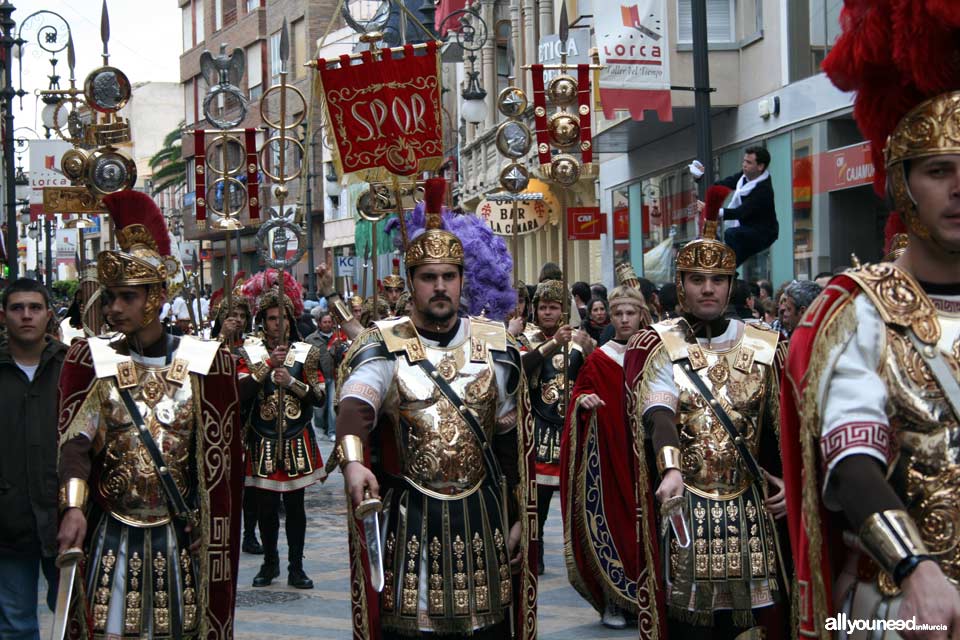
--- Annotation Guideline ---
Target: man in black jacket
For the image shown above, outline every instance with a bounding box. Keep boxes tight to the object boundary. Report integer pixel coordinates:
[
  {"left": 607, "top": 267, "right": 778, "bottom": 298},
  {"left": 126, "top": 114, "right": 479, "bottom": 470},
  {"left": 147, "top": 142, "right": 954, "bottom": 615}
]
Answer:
[
  {"left": 0, "top": 278, "right": 67, "bottom": 639},
  {"left": 699, "top": 146, "right": 779, "bottom": 265}
]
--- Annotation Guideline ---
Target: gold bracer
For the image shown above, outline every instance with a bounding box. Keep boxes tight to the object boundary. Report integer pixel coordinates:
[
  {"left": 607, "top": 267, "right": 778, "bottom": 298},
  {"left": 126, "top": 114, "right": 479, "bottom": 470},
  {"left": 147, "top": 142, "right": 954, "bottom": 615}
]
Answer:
[
  {"left": 339, "top": 435, "right": 365, "bottom": 470},
  {"left": 537, "top": 338, "right": 559, "bottom": 357},
  {"left": 59, "top": 478, "right": 89, "bottom": 512},
  {"left": 328, "top": 294, "right": 355, "bottom": 324},
  {"left": 287, "top": 378, "right": 310, "bottom": 399},
  {"left": 657, "top": 446, "right": 682, "bottom": 474},
  {"left": 859, "top": 510, "right": 929, "bottom": 577}
]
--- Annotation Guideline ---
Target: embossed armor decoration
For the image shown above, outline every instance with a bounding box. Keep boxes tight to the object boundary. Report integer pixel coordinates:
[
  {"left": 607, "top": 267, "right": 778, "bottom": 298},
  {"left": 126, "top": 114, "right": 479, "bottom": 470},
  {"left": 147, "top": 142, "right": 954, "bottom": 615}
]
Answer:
[
  {"left": 56, "top": 335, "right": 242, "bottom": 639},
  {"left": 240, "top": 334, "right": 326, "bottom": 490},
  {"left": 625, "top": 316, "right": 788, "bottom": 630},
  {"left": 780, "top": 3, "right": 960, "bottom": 638},
  {"left": 337, "top": 316, "right": 538, "bottom": 639}
]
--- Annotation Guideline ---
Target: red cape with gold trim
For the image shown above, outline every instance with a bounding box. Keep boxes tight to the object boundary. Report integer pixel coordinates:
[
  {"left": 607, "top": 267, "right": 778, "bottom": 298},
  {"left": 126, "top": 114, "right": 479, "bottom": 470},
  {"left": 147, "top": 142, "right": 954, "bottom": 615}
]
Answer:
[
  {"left": 620, "top": 329, "right": 673, "bottom": 639},
  {"left": 560, "top": 347, "right": 642, "bottom": 616},
  {"left": 343, "top": 357, "right": 540, "bottom": 640},
  {"left": 57, "top": 338, "right": 244, "bottom": 639},
  {"left": 781, "top": 276, "right": 862, "bottom": 639}
]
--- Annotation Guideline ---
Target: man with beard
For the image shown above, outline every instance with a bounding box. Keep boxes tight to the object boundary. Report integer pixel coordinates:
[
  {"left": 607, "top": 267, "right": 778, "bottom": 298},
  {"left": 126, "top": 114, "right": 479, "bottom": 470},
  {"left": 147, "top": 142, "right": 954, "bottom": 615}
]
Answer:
[
  {"left": 331, "top": 178, "right": 537, "bottom": 639},
  {"left": 54, "top": 191, "right": 242, "bottom": 639},
  {"left": 781, "top": 5, "right": 960, "bottom": 636},
  {"left": 624, "top": 194, "right": 789, "bottom": 639},
  {"left": 238, "top": 270, "right": 326, "bottom": 589},
  {"left": 522, "top": 280, "right": 593, "bottom": 574},
  {"left": 560, "top": 285, "right": 652, "bottom": 629}
]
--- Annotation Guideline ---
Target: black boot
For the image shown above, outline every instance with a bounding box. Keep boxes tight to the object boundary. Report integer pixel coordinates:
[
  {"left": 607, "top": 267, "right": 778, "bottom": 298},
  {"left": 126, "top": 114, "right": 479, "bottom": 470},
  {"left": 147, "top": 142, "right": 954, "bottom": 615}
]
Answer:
[
  {"left": 243, "top": 531, "right": 264, "bottom": 555},
  {"left": 252, "top": 553, "right": 280, "bottom": 587},
  {"left": 287, "top": 559, "right": 314, "bottom": 589}
]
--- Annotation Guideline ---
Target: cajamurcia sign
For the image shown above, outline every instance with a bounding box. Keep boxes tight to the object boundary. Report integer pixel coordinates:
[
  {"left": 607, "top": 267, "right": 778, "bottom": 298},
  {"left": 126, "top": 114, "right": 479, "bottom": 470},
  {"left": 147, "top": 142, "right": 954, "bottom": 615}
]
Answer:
[{"left": 317, "top": 41, "right": 443, "bottom": 176}]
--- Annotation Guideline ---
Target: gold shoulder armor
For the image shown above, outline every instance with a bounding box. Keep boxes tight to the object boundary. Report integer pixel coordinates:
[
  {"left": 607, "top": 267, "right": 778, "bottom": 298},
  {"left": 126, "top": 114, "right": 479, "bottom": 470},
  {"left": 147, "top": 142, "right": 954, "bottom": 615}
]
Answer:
[
  {"left": 651, "top": 317, "right": 693, "bottom": 362},
  {"left": 469, "top": 316, "right": 508, "bottom": 352},
  {"left": 845, "top": 262, "right": 940, "bottom": 345},
  {"left": 742, "top": 322, "right": 780, "bottom": 366},
  {"left": 372, "top": 317, "right": 426, "bottom": 362}
]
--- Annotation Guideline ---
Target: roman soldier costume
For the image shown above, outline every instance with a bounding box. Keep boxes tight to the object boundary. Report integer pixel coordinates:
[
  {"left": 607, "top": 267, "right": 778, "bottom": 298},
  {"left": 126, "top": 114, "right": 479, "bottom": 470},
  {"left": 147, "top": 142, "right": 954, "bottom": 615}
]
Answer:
[
  {"left": 208, "top": 272, "right": 251, "bottom": 348},
  {"left": 382, "top": 256, "right": 405, "bottom": 316},
  {"left": 332, "top": 178, "right": 538, "bottom": 639},
  {"left": 237, "top": 270, "right": 326, "bottom": 588},
  {"left": 560, "top": 284, "right": 654, "bottom": 628},
  {"left": 624, "top": 200, "right": 788, "bottom": 638},
  {"left": 780, "top": 4, "right": 960, "bottom": 637},
  {"left": 56, "top": 190, "right": 243, "bottom": 639}
]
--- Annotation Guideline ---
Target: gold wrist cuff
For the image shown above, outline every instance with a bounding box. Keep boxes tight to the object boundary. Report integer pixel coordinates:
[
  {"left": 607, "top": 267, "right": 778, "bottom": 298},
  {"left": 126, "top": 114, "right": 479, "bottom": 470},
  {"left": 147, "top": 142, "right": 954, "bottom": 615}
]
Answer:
[
  {"left": 339, "top": 435, "right": 365, "bottom": 470},
  {"left": 330, "top": 296, "right": 355, "bottom": 324},
  {"left": 289, "top": 378, "right": 310, "bottom": 398},
  {"left": 859, "top": 509, "right": 929, "bottom": 576},
  {"left": 59, "top": 478, "right": 89, "bottom": 513},
  {"left": 538, "top": 338, "right": 558, "bottom": 357},
  {"left": 250, "top": 360, "right": 270, "bottom": 384},
  {"left": 657, "top": 446, "right": 682, "bottom": 474}
]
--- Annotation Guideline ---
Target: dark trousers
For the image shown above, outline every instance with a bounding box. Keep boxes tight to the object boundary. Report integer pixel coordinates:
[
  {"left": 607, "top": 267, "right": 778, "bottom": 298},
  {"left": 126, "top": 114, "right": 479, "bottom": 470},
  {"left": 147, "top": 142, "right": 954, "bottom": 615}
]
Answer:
[
  {"left": 536, "top": 484, "right": 556, "bottom": 560},
  {"left": 724, "top": 225, "right": 777, "bottom": 266},
  {"left": 256, "top": 488, "right": 307, "bottom": 567},
  {"left": 243, "top": 486, "right": 259, "bottom": 539}
]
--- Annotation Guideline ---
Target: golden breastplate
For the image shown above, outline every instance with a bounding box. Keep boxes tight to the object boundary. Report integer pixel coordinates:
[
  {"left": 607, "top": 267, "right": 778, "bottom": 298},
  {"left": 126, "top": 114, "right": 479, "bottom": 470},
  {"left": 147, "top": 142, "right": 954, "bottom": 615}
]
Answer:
[
  {"left": 97, "top": 364, "right": 195, "bottom": 527},
  {"left": 394, "top": 339, "right": 499, "bottom": 498},
  {"left": 881, "top": 310, "right": 960, "bottom": 582},
  {"left": 675, "top": 348, "right": 770, "bottom": 499}
]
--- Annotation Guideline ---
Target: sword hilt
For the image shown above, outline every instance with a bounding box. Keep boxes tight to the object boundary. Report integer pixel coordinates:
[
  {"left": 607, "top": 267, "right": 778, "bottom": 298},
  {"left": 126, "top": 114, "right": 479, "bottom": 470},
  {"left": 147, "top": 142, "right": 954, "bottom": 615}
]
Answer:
[
  {"left": 55, "top": 547, "right": 83, "bottom": 568},
  {"left": 355, "top": 490, "right": 382, "bottom": 520}
]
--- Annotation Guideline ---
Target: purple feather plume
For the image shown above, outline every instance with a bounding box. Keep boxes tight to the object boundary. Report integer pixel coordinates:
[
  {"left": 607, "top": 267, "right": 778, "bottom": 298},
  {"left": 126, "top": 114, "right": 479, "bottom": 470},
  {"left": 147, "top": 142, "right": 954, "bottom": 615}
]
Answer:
[{"left": 398, "top": 203, "right": 516, "bottom": 320}]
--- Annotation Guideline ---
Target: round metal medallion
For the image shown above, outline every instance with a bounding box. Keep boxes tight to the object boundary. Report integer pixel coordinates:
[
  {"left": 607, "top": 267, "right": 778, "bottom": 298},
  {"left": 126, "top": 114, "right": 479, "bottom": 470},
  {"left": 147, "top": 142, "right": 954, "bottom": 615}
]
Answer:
[
  {"left": 497, "top": 86, "right": 528, "bottom": 118},
  {"left": 547, "top": 74, "right": 578, "bottom": 106},
  {"left": 256, "top": 217, "right": 307, "bottom": 269},
  {"left": 87, "top": 149, "right": 137, "bottom": 195},
  {"left": 495, "top": 121, "right": 533, "bottom": 159},
  {"left": 83, "top": 66, "right": 132, "bottom": 113},
  {"left": 499, "top": 163, "right": 530, "bottom": 193},
  {"left": 549, "top": 154, "right": 581, "bottom": 186},
  {"left": 547, "top": 112, "right": 581, "bottom": 149},
  {"left": 60, "top": 148, "right": 89, "bottom": 182}
]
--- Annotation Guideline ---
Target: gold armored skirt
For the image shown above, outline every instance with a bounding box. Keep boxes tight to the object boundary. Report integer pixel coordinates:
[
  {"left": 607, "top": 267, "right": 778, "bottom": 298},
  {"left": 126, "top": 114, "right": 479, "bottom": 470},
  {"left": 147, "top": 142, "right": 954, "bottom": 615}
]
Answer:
[
  {"left": 378, "top": 478, "right": 514, "bottom": 635},
  {"left": 81, "top": 510, "right": 200, "bottom": 639},
  {"left": 666, "top": 484, "right": 782, "bottom": 626}
]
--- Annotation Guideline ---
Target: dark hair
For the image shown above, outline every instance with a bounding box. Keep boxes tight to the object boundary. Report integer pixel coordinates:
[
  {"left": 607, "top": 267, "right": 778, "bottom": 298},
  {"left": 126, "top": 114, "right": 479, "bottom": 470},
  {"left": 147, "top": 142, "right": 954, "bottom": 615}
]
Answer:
[
  {"left": 659, "top": 283, "right": 678, "bottom": 317},
  {"left": 757, "top": 279, "right": 773, "bottom": 298},
  {"left": 2, "top": 278, "right": 51, "bottom": 309},
  {"left": 637, "top": 278, "right": 658, "bottom": 304},
  {"left": 745, "top": 145, "right": 771, "bottom": 170},
  {"left": 730, "top": 279, "right": 750, "bottom": 307},
  {"left": 587, "top": 296, "right": 608, "bottom": 316},
  {"left": 748, "top": 282, "right": 760, "bottom": 298},
  {"left": 571, "top": 281, "right": 591, "bottom": 304},
  {"left": 538, "top": 262, "right": 562, "bottom": 283},
  {"left": 814, "top": 272, "right": 834, "bottom": 281},
  {"left": 590, "top": 283, "right": 607, "bottom": 300}
]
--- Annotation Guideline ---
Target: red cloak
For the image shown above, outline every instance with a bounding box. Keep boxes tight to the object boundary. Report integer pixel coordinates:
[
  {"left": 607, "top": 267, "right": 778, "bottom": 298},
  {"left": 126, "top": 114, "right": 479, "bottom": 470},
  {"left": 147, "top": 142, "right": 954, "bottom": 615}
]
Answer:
[
  {"left": 560, "top": 347, "right": 640, "bottom": 615},
  {"left": 780, "top": 276, "right": 861, "bottom": 639},
  {"left": 57, "top": 339, "right": 244, "bottom": 639}
]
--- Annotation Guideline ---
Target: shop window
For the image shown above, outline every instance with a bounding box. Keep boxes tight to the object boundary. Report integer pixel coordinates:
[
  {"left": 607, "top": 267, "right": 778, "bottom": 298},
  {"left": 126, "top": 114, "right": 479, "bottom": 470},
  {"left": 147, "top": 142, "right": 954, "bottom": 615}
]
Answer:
[{"left": 677, "top": 0, "right": 735, "bottom": 44}]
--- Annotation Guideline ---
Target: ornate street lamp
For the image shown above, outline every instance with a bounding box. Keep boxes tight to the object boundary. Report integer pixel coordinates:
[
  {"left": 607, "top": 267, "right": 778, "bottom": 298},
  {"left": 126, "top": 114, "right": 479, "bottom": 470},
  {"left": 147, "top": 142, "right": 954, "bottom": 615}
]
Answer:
[{"left": 438, "top": 6, "right": 489, "bottom": 125}]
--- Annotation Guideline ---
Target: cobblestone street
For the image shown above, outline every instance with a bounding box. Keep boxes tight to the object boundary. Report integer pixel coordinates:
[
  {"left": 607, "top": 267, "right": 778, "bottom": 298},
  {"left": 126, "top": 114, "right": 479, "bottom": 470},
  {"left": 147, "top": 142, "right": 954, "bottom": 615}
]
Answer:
[{"left": 39, "top": 441, "right": 638, "bottom": 639}]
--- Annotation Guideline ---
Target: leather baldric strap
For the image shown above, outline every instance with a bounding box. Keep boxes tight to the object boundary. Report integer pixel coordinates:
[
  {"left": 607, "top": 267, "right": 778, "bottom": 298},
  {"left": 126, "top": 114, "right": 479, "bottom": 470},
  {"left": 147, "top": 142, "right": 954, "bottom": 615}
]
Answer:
[
  {"left": 412, "top": 355, "right": 505, "bottom": 482},
  {"left": 117, "top": 388, "right": 199, "bottom": 527},
  {"left": 907, "top": 330, "right": 960, "bottom": 423},
  {"left": 676, "top": 358, "right": 764, "bottom": 484}
]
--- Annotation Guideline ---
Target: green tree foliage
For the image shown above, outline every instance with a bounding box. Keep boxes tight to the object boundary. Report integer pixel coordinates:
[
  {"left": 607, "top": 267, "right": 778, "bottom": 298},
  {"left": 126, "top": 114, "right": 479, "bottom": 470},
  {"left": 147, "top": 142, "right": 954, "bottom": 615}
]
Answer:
[{"left": 148, "top": 121, "right": 186, "bottom": 196}]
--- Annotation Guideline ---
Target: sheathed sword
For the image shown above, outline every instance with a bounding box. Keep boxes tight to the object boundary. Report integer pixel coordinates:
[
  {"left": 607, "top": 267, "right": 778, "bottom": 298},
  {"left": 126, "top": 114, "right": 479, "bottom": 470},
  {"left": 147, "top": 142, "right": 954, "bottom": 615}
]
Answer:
[
  {"left": 51, "top": 546, "right": 83, "bottom": 640},
  {"left": 355, "top": 490, "right": 384, "bottom": 592}
]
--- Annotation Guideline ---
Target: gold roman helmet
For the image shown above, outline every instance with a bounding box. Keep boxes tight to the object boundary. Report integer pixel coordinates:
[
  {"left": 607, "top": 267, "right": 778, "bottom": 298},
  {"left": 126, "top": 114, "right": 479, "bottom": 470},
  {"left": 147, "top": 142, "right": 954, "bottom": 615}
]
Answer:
[
  {"left": 210, "top": 272, "right": 252, "bottom": 322},
  {"left": 885, "top": 91, "right": 960, "bottom": 240},
  {"left": 382, "top": 256, "right": 405, "bottom": 290},
  {"left": 404, "top": 177, "right": 464, "bottom": 271},
  {"left": 615, "top": 262, "right": 641, "bottom": 289},
  {"left": 675, "top": 185, "right": 737, "bottom": 311},
  {"left": 97, "top": 190, "right": 183, "bottom": 327}
]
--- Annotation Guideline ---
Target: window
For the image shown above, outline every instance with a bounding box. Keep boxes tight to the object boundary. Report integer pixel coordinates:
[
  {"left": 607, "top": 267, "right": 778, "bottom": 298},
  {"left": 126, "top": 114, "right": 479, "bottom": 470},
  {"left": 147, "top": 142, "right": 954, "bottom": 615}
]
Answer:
[
  {"left": 183, "top": 78, "right": 194, "bottom": 124},
  {"left": 223, "top": 0, "right": 236, "bottom": 27},
  {"left": 196, "top": 74, "right": 208, "bottom": 122},
  {"left": 292, "top": 19, "right": 306, "bottom": 80},
  {"left": 269, "top": 30, "right": 282, "bottom": 84},
  {"left": 182, "top": 5, "right": 193, "bottom": 51},
  {"left": 195, "top": 0, "right": 205, "bottom": 45},
  {"left": 495, "top": 21, "right": 511, "bottom": 99},
  {"left": 246, "top": 42, "right": 263, "bottom": 100},
  {"left": 213, "top": 0, "right": 222, "bottom": 31},
  {"left": 677, "top": 0, "right": 734, "bottom": 44},
  {"left": 246, "top": 0, "right": 261, "bottom": 11}
]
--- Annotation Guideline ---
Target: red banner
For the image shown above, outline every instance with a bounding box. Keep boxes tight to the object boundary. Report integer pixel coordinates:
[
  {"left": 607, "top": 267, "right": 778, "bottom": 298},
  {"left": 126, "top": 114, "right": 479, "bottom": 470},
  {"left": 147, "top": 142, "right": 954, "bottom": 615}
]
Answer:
[
  {"left": 568, "top": 207, "right": 603, "bottom": 240},
  {"left": 318, "top": 42, "right": 443, "bottom": 176}
]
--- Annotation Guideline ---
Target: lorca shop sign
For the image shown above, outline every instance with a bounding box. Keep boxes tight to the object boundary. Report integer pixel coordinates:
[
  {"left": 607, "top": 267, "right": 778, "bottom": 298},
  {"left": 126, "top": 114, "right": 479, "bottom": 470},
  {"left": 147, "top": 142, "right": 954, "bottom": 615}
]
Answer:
[{"left": 478, "top": 198, "right": 551, "bottom": 236}]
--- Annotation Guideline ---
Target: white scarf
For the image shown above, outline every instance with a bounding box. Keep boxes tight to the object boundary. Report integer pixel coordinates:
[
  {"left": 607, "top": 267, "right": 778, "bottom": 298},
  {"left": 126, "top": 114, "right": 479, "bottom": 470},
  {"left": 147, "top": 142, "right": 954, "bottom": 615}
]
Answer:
[{"left": 722, "top": 170, "right": 770, "bottom": 229}]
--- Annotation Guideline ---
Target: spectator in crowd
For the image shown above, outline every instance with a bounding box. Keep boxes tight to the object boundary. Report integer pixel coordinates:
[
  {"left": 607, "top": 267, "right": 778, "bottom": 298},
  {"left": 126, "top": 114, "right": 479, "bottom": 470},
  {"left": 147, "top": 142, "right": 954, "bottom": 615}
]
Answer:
[
  {"left": 572, "top": 281, "right": 591, "bottom": 323},
  {"left": 637, "top": 278, "right": 661, "bottom": 322},
  {"left": 590, "top": 282, "right": 607, "bottom": 300},
  {"left": 780, "top": 280, "right": 823, "bottom": 336},
  {"left": 699, "top": 146, "right": 779, "bottom": 265},
  {"left": 539, "top": 261, "right": 562, "bottom": 283},
  {"left": 728, "top": 279, "right": 757, "bottom": 320},
  {"left": 296, "top": 309, "right": 315, "bottom": 341},
  {"left": 760, "top": 298, "right": 778, "bottom": 326},
  {"left": 757, "top": 279, "right": 773, "bottom": 302},
  {"left": 0, "top": 279, "right": 67, "bottom": 638},
  {"left": 583, "top": 297, "right": 610, "bottom": 343},
  {"left": 658, "top": 283, "right": 680, "bottom": 319},
  {"left": 814, "top": 271, "right": 834, "bottom": 288},
  {"left": 304, "top": 310, "right": 338, "bottom": 442}
]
